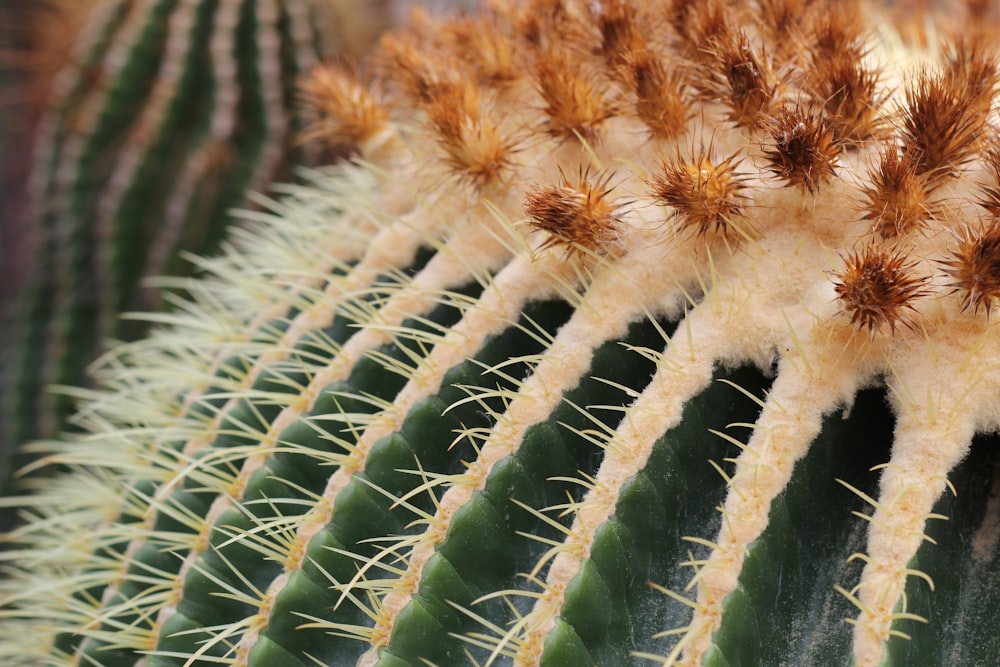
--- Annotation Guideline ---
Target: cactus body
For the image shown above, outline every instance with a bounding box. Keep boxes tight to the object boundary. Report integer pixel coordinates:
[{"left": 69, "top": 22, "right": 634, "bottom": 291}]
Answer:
[{"left": 4, "top": 1, "right": 1000, "bottom": 666}]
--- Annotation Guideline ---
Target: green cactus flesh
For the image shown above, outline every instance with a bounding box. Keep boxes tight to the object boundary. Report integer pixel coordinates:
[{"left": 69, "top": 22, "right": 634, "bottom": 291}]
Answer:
[{"left": 5, "top": 1, "right": 1000, "bottom": 666}]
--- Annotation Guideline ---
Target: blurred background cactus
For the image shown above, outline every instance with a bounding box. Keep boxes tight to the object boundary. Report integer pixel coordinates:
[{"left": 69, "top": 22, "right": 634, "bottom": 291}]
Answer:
[{"left": 0, "top": 0, "right": 471, "bottom": 496}]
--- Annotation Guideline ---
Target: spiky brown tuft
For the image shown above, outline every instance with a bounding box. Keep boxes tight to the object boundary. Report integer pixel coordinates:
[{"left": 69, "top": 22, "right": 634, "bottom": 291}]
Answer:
[
  {"left": 649, "top": 148, "right": 751, "bottom": 240},
  {"left": 860, "top": 147, "right": 936, "bottom": 239},
  {"left": 298, "top": 63, "right": 389, "bottom": 153},
  {"left": 589, "top": 0, "right": 645, "bottom": 74},
  {"left": 699, "top": 27, "right": 778, "bottom": 128},
  {"left": 833, "top": 245, "right": 930, "bottom": 334},
  {"left": 627, "top": 48, "right": 692, "bottom": 140},
  {"left": 761, "top": 105, "right": 841, "bottom": 193},
  {"left": 524, "top": 169, "right": 626, "bottom": 256},
  {"left": 435, "top": 14, "right": 523, "bottom": 91},
  {"left": 532, "top": 45, "right": 618, "bottom": 143},
  {"left": 941, "top": 221, "right": 1000, "bottom": 317},
  {"left": 803, "top": 9, "right": 884, "bottom": 145},
  {"left": 422, "top": 79, "right": 519, "bottom": 189},
  {"left": 898, "top": 69, "right": 988, "bottom": 180}
]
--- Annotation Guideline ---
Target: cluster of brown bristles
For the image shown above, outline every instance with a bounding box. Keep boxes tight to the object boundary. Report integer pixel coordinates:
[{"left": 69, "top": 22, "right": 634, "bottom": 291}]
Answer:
[{"left": 298, "top": 0, "right": 1000, "bottom": 335}]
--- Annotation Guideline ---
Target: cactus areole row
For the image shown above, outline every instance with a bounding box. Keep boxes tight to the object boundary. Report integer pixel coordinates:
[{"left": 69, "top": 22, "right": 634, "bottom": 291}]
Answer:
[{"left": 5, "top": 0, "right": 1000, "bottom": 665}]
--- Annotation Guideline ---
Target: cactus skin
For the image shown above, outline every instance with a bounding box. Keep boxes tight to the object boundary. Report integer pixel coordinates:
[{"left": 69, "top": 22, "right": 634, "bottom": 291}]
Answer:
[{"left": 5, "top": 1, "right": 1000, "bottom": 666}]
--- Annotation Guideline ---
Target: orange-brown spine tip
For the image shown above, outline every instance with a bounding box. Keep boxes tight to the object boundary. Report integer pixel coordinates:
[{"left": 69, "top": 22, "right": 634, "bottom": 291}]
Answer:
[
  {"left": 589, "top": 0, "right": 644, "bottom": 74},
  {"left": 761, "top": 105, "right": 840, "bottom": 193},
  {"left": 804, "top": 12, "right": 883, "bottom": 145},
  {"left": 977, "top": 140, "right": 1000, "bottom": 217},
  {"left": 298, "top": 63, "right": 389, "bottom": 152},
  {"left": 899, "top": 69, "right": 986, "bottom": 180},
  {"left": 941, "top": 37, "right": 999, "bottom": 119},
  {"left": 377, "top": 30, "right": 456, "bottom": 105},
  {"left": 861, "top": 146, "right": 936, "bottom": 239},
  {"left": 699, "top": 27, "right": 777, "bottom": 128},
  {"left": 421, "top": 79, "right": 517, "bottom": 189},
  {"left": 532, "top": 46, "right": 616, "bottom": 143},
  {"left": 524, "top": 169, "right": 626, "bottom": 257},
  {"left": 649, "top": 147, "right": 750, "bottom": 240},
  {"left": 667, "top": 0, "right": 730, "bottom": 61},
  {"left": 941, "top": 221, "right": 1000, "bottom": 317},
  {"left": 832, "top": 245, "right": 930, "bottom": 334},
  {"left": 755, "top": 0, "right": 813, "bottom": 63},
  {"left": 435, "top": 15, "right": 523, "bottom": 91},
  {"left": 627, "top": 48, "right": 691, "bottom": 141}
]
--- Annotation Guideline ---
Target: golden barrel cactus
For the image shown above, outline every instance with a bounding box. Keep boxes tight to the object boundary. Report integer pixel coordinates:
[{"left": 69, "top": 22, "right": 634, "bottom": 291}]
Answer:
[{"left": 3, "top": 1, "right": 1000, "bottom": 665}]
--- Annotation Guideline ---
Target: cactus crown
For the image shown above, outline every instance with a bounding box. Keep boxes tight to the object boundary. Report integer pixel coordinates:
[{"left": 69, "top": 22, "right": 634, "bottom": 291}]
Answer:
[{"left": 4, "top": 1, "right": 1000, "bottom": 666}]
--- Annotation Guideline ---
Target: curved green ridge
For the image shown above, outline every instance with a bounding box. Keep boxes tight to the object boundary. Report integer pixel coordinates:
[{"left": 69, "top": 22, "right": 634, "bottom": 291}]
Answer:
[
  {"left": 705, "top": 388, "right": 895, "bottom": 667},
  {"left": 153, "top": 303, "right": 476, "bottom": 663},
  {"left": 378, "top": 317, "right": 669, "bottom": 667},
  {"left": 7, "top": 0, "right": 174, "bottom": 464},
  {"left": 52, "top": 0, "right": 179, "bottom": 426},
  {"left": 2, "top": 0, "right": 330, "bottom": 477},
  {"left": 549, "top": 365, "right": 774, "bottom": 666},
  {"left": 59, "top": 250, "right": 445, "bottom": 664},
  {"left": 255, "top": 299, "right": 577, "bottom": 665},
  {"left": 106, "top": 0, "right": 218, "bottom": 324},
  {"left": 884, "top": 433, "right": 1000, "bottom": 667}
]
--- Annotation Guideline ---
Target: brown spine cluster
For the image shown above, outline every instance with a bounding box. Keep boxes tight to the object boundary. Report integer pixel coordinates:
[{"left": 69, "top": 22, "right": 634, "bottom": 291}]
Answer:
[
  {"left": 899, "top": 69, "right": 988, "bottom": 179},
  {"left": 860, "top": 147, "right": 935, "bottom": 239},
  {"left": 589, "top": 0, "right": 644, "bottom": 74},
  {"left": 833, "top": 246, "right": 930, "bottom": 334},
  {"left": 649, "top": 148, "right": 750, "bottom": 240},
  {"left": 298, "top": 63, "right": 389, "bottom": 153},
  {"left": 942, "top": 222, "right": 1000, "bottom": 316},
  {"left": 803, "top": 9, "right": 883, "bottom": 144},
  {"left": 532, "top": 45, "right": 617, "bottom": 143},
  {"left": 627, "top": 48, "right": 691, "bottom": 140},
  {"left": 524, "top": 170, "right": 626, "bottom": 256},
  {"left": 761, "top": 105, "right": 840, "bottom": 193},
  {"left": 698, "top": 27, "right": 777, "bottom": 128},
  {"left": 422, "top": 78, "right": 518, "bottom": 189}
]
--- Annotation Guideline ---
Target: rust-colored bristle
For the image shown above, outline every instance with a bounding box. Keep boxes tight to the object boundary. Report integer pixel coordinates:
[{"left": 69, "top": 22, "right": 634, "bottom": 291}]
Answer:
[
  {"left": 804, "top": 11, "right": 883, "bottom": 145},
  {"left": 761, "top": 105, "right": 840, "bottom": 193},
  {"left": 298, "top": 63, "right": 389, "bottom": 151},
  {"left": 422, "top": 79, "right": 518, "bottom": 189},
  {"left": 941, "top": 37, "right": 999, "bottom": 119},
  {"left": 649, "top": 148, "right": 751, "bottom": 240},
  {"left": 941, "top": 221, "right": 1000, "bottom": 317},
  {"left": 977, "top": 140, "right": 1000, "bottom": 216},
  {"left": 668, "top": 0, "right": 730, "bottom": 61},
  {"left": 899, "top": 69, "right": 986, "bottom": 179},
  {"left": 378, "top": 30, "right": 456, "bottom": 104},
  {"left": 589, "top": 0, "right": 645, "bottom": 73},
  {"left": 860, "top": 147, "right": 936, "bottom": 239},
  {"left": 832, "top": 245, "right": 930, "bottom": 334},
  {"left": 627, "top": 48, "right": 692, "bottom": 140},
  {"left": 505, "top": 0, "right": 584, "bottom": 51},
  {"left": 810, "top": 3, "right": 865, "bottom": 57},
  {"left": 699, "top": 28, "right": 777, "bottom": 128},
  {"left": 756, "top": 0, "right": 812, "bottom": 63},
  {"left": 524, "top": 170, "right": 626, "bottom": 256},
  {"left": 533, "top": 47, "right": 617, "bottom": 143},
  {"left": 436, "top": 15, "right": 522, "bottom": 90}
]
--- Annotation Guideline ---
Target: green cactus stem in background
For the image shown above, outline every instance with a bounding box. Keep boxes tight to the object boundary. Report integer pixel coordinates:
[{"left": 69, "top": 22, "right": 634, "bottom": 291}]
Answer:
[
  {"left": 4, "top": 0, "right": 1000, "bottom": 666},
  {"left": 0, "top": 0, "right": 369, "bottom": 488}
]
